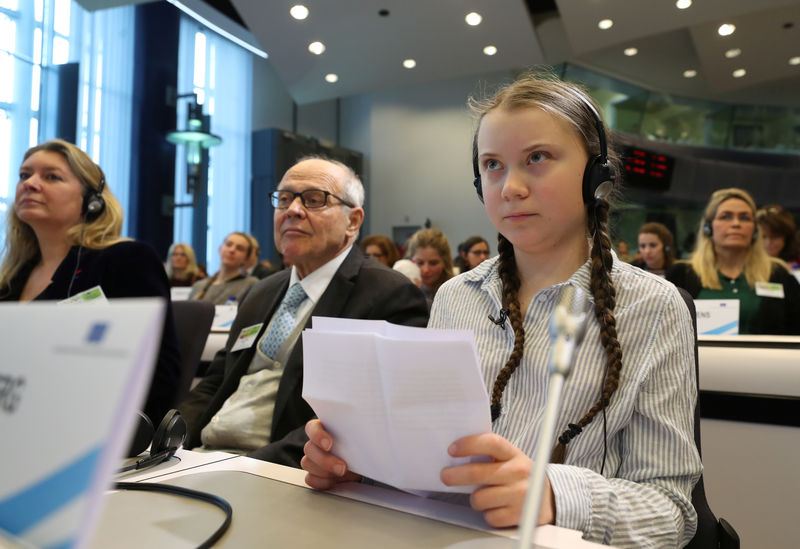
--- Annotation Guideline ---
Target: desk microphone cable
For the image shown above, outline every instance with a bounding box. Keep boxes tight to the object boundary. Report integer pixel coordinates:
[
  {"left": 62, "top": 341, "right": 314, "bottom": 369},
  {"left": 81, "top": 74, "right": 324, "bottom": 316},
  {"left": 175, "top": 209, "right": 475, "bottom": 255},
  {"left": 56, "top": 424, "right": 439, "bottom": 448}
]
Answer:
[{"left": 114, "top": 482, "right": 232, "bottom": 548}]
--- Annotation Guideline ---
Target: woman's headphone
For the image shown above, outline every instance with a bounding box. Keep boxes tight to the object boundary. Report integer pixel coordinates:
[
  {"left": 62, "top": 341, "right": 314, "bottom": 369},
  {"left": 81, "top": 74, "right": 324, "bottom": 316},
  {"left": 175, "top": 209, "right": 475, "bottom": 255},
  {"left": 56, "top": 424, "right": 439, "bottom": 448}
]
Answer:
[
  {"left": 82, "top": 177, "right": 106, "bottom": 220},
  {"left": 119, "top": 409, "right": 187, "bottom": 473},
  {"left": 471, "top": 92, "right": 616, "bottom": 205}
]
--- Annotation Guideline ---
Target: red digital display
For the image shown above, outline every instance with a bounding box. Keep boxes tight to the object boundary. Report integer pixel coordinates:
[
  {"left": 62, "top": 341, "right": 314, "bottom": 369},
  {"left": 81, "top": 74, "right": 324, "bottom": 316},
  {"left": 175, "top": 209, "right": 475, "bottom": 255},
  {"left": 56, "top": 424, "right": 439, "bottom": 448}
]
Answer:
[{"left": 622, "top": 147, "right": 674, "bottom": 191}]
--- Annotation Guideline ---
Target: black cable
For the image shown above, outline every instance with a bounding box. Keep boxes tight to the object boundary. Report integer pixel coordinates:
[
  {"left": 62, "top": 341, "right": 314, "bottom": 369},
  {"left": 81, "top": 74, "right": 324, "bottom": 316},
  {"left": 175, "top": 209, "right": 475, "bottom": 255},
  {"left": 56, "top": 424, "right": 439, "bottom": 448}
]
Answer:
[
  {"left": 114, "top": 482, "right": 232, "bottom": 549},
  {"left": 66, "top": 217, "right": 88, "bottom": 298}
]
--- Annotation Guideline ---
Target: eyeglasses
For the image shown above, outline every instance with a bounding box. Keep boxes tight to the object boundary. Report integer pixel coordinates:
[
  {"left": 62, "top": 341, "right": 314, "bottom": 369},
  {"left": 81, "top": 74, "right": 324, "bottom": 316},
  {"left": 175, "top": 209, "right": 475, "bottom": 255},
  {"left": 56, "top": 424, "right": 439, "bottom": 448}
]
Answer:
[{"left": 270, "top": 189, "right": 355, "bottom": 210}]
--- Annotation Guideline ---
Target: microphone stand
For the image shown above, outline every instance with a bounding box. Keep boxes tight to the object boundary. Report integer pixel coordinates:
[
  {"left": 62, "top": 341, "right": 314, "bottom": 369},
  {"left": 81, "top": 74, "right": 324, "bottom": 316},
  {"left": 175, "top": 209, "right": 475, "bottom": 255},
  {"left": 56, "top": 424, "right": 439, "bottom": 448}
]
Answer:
[{"left": 515, "top": 285, "right": 588, "bottom": 549}]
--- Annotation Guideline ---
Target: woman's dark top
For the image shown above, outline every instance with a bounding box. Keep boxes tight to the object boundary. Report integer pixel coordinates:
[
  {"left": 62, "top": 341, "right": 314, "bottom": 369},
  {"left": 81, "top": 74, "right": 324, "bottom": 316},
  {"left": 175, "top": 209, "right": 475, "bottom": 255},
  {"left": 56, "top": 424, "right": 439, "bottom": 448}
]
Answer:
[
  {"left": 666, "top": 261, "right": 800, "bottom": 335},
  {"left": 0, "top": 240, "right": 181, "bottom": 424}
]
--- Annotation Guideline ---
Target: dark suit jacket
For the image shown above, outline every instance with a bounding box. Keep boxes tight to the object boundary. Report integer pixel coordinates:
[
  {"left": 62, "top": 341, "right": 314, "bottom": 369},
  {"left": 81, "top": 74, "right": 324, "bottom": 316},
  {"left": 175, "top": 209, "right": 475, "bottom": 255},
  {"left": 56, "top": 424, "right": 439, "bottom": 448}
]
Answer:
[
  {"left": 0, "top": 241, "right": 181, "bottom": 425},
  {"left": 179, "top": 247, "right": 429, "bottom": 466},
  {"left": 666, "top": 261, "right": 800, "bottom": 335}
]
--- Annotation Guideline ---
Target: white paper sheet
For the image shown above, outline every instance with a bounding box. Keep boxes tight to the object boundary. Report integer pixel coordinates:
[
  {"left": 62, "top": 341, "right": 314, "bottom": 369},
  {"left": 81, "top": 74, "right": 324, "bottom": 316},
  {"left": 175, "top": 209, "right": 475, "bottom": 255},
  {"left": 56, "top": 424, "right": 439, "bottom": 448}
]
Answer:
[{"left": 302, "top": 317, "right": 491, "bottom": 493}]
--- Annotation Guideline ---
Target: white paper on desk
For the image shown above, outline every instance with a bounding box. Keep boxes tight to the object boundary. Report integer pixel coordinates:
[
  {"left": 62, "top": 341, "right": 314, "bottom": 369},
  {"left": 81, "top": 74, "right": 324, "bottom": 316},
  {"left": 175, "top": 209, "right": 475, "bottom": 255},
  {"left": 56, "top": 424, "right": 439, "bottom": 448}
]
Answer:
[
  {"left": 302, "top": 317, "right": 491, "bottom": 493},
  {"left": 0, "top": 299, "right": 164, "bottom": 549}
]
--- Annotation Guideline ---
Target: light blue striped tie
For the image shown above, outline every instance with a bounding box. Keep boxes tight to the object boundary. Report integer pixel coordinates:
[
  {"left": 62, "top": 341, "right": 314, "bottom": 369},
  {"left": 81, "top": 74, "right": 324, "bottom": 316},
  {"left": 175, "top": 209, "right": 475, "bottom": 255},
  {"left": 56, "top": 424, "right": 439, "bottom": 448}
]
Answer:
[{"left": 258, "top": 283, "right": 307, "bottom": 359}]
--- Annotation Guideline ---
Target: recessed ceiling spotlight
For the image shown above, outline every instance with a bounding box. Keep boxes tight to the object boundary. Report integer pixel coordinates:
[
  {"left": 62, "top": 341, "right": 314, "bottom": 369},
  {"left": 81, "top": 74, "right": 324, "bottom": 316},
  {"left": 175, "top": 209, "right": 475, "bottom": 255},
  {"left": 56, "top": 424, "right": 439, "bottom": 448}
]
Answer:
[
  {"left": 676, "top": 0, "right": 692, "bottom": 8},
  {"left": 725, "top": 48, "right": 741, "bottom": 58},
  {"left": 683, "top": 69, "right": 697, "bottom": 78},
  {"left": 325, "top": 73, "right": 338, "bottom": 83},
  {"left": 624, "top": 47, "right": 638, "bottom": 56},
  {"left": 403, "top": 59, "right": 416, "bottom": 69},
  {"left": 483, "top": 45, "right": 497, "bottom": 56},
  {"left": 598, "top": 19, "right": 613, "bottom": 30},
  {"left": 308, "top": 41, "right": 325, "bottom": 55},
  {"left": 290, "top": 5, "right": 309, "bottom": 20},
  {"left": 732, "top": 68, "right": 746, "bottom": 78},
  {"left": 718, "top": 23, "right": 736, "bottom": 36},
  {"left": 378, "top": 9, "right": 390, "bottom": 17},
  {"left": 789, "top": 56, "right": 800, "bottom": 65},
  {"left": 465, "top": 12, "right": 482, "bottom": 26}
]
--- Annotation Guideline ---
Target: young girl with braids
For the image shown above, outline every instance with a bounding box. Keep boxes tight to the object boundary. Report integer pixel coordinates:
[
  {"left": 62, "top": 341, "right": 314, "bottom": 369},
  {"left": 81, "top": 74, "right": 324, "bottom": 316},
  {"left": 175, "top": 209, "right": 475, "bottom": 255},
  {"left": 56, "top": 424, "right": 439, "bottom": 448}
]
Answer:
[{"left": 301, "top": 74, "right": 701, "bottom": 547}]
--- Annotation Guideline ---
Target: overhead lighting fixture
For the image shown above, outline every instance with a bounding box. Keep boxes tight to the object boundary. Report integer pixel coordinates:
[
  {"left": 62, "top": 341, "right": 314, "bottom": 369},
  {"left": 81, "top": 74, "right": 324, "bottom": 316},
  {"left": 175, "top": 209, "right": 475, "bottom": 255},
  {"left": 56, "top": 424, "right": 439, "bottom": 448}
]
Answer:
[
  {"left": 598, "top": 19, "right": 613, "bottom": 30},
  {"left": 325, "top": 73, "right": 338, "bottom": 83},
  {"left": 718, "top": 23, "right": 736, "bottom": 36},
  {"left": 789, "top": 56, "right": 800, "bottom": 65},
  {"left": 290, "top": 5, "right": 309, "bottom": 20},
  {"left": 725, "top": 48, "right": 741, "bottom": 58},
  {"left": 676, "top": 0, "right": 692, "bottom": 9},
  {"left": 683, "top": 69, "right": 697, "bottom": 78},
  {"left": 732, "top": 68, "right": 746, "bottom": 78},
  {"left": 624, "top": 47, "right": 638, "bottom": 56},
  {"left": 308, "top": 41, "right": 325, "bottom": 55},
  {"left": 483, "top": 45, "right": 497, "bottom": 56},
  {"left": 403, "top": 59, "right": 416, "bottom": 69},
  {"left": 465, "top": 12, "right": 482, "bottom": 26}
]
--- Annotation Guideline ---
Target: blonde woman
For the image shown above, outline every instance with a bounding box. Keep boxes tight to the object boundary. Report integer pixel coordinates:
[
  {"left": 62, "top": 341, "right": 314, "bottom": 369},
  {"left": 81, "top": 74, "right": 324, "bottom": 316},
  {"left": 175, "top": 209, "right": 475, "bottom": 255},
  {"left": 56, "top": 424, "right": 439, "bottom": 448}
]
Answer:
[
  {"left": 667, "top": 188, "right": 800, "bottom": 334},
  {"left": 0, "top": 139, "right": 180, "bottom": 424},
  {"left": 406, "top": 228, "right": 454, "bottom": 308},
  {"left": 166, "top": 241, "right": 205, "bottom": 287}
]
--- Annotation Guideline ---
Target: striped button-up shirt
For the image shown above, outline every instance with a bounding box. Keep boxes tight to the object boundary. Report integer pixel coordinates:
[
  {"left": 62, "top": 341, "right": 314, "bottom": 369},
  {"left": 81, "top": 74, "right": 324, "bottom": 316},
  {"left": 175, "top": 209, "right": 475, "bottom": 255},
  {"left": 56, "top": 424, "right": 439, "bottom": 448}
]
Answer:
[{"left": 430, "top": 254, "right": 702, "bottom": 548}]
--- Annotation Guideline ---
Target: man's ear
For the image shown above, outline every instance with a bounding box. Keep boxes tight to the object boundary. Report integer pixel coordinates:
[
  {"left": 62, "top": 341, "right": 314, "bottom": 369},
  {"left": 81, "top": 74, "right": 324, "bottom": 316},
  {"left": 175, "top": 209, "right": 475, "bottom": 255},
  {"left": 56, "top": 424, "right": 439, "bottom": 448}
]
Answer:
[{"left": 346, "top": 207, "right": 365, "bottom": 236}]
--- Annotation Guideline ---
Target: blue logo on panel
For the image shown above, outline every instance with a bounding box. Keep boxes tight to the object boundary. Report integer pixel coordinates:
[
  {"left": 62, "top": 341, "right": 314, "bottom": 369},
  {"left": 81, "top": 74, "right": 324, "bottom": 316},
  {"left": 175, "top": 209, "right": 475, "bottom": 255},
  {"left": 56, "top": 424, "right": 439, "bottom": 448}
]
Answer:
[{"left": 86, "top": 323, "right": 108, "bottom": 344}]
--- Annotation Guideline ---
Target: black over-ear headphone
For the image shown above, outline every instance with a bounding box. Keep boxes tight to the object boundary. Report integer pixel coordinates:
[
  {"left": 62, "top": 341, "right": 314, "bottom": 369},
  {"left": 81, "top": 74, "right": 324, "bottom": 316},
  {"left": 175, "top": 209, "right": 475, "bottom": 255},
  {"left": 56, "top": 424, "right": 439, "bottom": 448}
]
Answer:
[
  {"left": 82, "top": 177, "right": 106, "bottom": 220},
  {"left": 119, "top": 409, "right": 187, "bottom": 473},
  {"left": 472, "top": 92, "right": 615, "bottom": 205}
]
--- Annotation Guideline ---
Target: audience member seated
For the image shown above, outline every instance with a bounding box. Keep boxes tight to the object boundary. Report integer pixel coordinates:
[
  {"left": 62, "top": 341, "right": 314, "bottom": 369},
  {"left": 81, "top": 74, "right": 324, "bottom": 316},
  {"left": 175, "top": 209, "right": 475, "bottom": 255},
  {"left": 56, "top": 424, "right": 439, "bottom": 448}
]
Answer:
[
  {"left": 243, "top": 234, "right": 277, "bottom": 279},
  {"left": 631, "top": 221, "right": 675, "bottom": 277},
  {"left": 756, "top": 204, "right": 800, "bottom": 269},
  {"left": 302, "top": 73, "right": 701, "bottom": 546},
  {"left": 165, "top": 241, "right": 205, "bottom": 287},
  {"left": 615, "top": 240, "right": 633, "bottom": 262},
  {"left": 188, "top": 232, "right": 258, "bottom": 305},
  {"left": 406, "top": 228, "right": 454, "bottom": 309},
  {"left": 178, "top": 156, "right": 428, "bottom": 466},
  {"left": 0, "top": 139, "right": 180, "bottom": 425},
  {"left": 359, "top": 234, "right": 399, "bottom": 267},
  {"left": 454, "top": 235, "right": 490, "bottom": 273},
  {"left": 667, "top": 188, "right": 800, "bottom": 335}
]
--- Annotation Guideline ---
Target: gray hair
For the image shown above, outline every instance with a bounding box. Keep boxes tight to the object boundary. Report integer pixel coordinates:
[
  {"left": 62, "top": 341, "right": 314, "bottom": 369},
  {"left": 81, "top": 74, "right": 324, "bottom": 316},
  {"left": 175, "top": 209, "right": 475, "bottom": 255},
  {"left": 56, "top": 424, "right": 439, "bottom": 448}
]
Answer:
[{"left": 296, "top": 155, "right": 365, "bottom": 208}]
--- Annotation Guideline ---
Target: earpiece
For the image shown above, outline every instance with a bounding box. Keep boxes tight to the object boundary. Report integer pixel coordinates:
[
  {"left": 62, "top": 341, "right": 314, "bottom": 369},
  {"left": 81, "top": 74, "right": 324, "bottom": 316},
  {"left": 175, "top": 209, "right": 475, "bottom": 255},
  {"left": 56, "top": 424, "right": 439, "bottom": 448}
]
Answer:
[
  {"left": 82, "top": 177, "right": 106, "bottom": 220},
  {"left": 702, "top": 223, "right": 712, "bottom": 237},
  {"left": 471, "top": 92, "right": 615, "bottom": 205},
  {"left": 119, "top": 409, "right": 186, "bottom": 473}
]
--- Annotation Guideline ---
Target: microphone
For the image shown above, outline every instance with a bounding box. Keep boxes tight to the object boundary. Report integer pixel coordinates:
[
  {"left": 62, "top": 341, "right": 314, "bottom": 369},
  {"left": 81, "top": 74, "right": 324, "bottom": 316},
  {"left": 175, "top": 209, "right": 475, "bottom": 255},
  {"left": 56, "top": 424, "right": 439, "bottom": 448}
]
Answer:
[
  {"left": 515, "top": 285, "right": 589, "bottom": 549},
  {"left": 488, "top": 308, "right": 509, "bottom": 328}
]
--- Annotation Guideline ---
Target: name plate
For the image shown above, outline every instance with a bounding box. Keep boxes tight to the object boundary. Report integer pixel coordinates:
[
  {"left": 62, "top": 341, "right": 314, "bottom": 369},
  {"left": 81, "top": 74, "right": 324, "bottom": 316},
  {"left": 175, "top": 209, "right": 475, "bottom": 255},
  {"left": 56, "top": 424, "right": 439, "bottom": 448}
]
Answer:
[{"left": 695, "top": 299, "right": 739, "bottom": 335}]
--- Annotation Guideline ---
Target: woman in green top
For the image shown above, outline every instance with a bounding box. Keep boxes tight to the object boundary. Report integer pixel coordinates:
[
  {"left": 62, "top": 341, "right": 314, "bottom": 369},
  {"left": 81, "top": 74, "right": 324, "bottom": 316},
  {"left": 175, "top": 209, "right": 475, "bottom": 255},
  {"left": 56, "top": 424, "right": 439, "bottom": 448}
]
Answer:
[{"left": 667, "top": 187, "right": 800, "bottom": 335}]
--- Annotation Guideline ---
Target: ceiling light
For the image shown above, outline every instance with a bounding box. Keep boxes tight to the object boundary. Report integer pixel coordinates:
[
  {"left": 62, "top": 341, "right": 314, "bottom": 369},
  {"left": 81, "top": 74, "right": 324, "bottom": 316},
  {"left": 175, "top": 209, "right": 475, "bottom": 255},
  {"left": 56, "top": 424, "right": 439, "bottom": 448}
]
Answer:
[
  {"left": 325, "top": 73, "right": 338, "bottom": 83},
  {"left": 676, "top": 0, "right": 692, "bottom": 9},
  {"left": 732, "top": 68, "right": 746, "bottom": 78},
  {"left": 290, "top": 5, "right": 309, "bottom": 20},
  {"left": 465, "top": 12, "right": 482, "bottom": 26},
  {"left": 683, "top": 69, "right": 697, "bottom": 78},
  {"left": 624, "top": 47, "right": 638, "bottom": 56},
  {"left": 789, "top": 56, "right": 800, "bottom": 65},
  {"left": 725, "top": 48, "right": 741, "bottom": 58},
  {"left": 598, "top": 19, "right": 613, "bottom": 30},
  {"left": 403, "top": 59, "right": 416, "bottom": 69},
  {"left": 308, "top": 41, "right": 325, "bottom": 55},
  {"left": 718, "top": 23, "right": 736, "bottom": 36},
  {"left": 483, "top": 45, "right": 497, "bottom": 56}
]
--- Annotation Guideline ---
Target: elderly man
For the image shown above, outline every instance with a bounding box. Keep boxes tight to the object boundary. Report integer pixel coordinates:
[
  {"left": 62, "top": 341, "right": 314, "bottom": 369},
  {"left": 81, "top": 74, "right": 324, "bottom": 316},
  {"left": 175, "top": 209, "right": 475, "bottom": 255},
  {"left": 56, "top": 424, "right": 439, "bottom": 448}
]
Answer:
[{"left": 179, "top": 157, "right": 429, "bottom": 466}]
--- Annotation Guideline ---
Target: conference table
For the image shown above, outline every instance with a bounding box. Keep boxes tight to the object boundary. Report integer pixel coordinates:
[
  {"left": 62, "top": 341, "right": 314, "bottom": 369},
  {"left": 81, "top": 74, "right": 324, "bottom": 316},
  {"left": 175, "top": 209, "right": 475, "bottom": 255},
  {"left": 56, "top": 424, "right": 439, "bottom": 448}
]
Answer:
[{"left": 90, "top": 450, "right": 608, "bottom": 549}]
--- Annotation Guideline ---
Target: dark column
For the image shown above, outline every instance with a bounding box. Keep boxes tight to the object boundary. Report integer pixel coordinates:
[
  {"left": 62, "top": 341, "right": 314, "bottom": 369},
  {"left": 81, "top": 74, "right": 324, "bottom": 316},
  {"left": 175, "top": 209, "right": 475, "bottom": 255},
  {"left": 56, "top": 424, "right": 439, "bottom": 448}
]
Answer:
[{"left": 128, "top": 2, "right": 180, "bottom": 257}]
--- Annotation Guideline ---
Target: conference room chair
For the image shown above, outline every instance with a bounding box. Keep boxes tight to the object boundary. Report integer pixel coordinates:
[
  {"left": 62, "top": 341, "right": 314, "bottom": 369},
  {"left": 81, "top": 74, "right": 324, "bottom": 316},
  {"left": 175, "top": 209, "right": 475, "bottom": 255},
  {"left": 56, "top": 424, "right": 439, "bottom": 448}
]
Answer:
[{"left": 170, "top": 299, "right": 215, "bottom": 406}]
